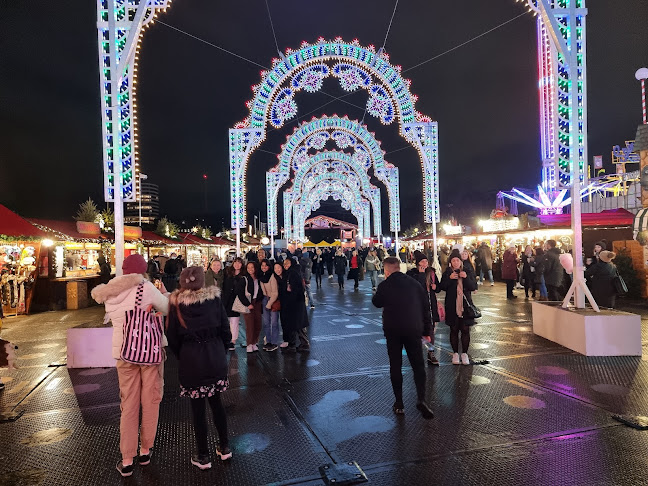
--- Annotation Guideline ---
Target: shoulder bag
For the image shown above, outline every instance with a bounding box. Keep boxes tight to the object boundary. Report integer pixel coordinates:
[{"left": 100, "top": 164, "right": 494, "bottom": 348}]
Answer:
[
  {"left": 462, "top": 294, "right": 482, "bottom": 319},
  {"left": 121, "top": 283, "right": 164, "bottom": 365},
  {"left": 613, "top": 268, "right": 628, "bottom": 295}
]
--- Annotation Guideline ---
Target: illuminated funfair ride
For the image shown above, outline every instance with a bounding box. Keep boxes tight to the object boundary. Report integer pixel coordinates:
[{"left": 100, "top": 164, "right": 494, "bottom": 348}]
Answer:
[
  {"left": 499, "top": 0, "right": 589, "bottom": 217},
  {"left": 281, "top": 151, "right": 382, "bottom": 242},
  {"left": 292, "top": 180, "right": 371, "bottom": 244}
]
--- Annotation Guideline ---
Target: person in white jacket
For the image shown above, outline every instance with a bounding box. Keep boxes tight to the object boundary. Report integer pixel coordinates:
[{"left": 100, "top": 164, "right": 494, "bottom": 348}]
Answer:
[{"left": 91, "top": 254, "right": 169, "bottom": 477}]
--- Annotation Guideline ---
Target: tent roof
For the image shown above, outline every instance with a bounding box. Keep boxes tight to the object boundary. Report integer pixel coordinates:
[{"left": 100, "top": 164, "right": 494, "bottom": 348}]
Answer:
[
  {"left": 538, "top": 208, "right": 635, "bottom": 228},
  {"left": 30, "top": 219, "right": 112, "bottom": 242},
  {"left": 0, "top": 205, "right": 49, "bottom": 239}
]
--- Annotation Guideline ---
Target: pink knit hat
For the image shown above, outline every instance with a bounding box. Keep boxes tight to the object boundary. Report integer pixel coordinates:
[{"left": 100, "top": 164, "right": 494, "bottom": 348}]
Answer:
[{"left": 122, "top": 254, "right": 147, "bottom": 275}]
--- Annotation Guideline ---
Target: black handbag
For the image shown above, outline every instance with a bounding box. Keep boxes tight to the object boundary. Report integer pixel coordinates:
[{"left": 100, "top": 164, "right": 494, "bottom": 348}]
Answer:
[
  {"left": 462, "top": 294, "right": 481, "bottom": 319},
  {"left": 613, "top": 269, "right": 628, "bottom": 295}
]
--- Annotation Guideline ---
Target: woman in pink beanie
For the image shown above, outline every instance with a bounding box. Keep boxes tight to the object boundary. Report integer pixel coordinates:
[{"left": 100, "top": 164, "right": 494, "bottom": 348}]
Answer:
[{"left": 91, "top": 253, "right": 169, "bottom": 477}]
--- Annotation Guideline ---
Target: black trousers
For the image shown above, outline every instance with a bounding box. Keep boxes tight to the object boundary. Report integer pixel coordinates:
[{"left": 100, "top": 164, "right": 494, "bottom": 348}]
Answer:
[
  {"left": 337, "top": 273, "right": 344, "bottom": 286},
  {"left": 386, "top": 334, "right": 426, "bottom": 406},
  {"left": 190, "top": 394, "right": 229, "bottom": 455},
  {"left": 315, "top": 271, "right": 323, "bottom": 288},
  {"left": 506, "top": 279, "right": 515, "bottom": 297},
  {"left": 546, "top": 284, "right": 562, "bottom": 301}
]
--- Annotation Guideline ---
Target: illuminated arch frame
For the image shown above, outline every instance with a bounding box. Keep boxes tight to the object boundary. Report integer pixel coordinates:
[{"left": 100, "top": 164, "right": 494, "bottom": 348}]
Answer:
[
  {"left": 293, "top": 179, "right": 371, "bottom": 241},
  {"left": 230, "top": 38, "right": 439, "bottom": 232},
  {"left": 267, "top": 116, "right": 399, "bottom": 238},
  {"left": 283, "top": 160, "right": 381, "bottom": 239}
]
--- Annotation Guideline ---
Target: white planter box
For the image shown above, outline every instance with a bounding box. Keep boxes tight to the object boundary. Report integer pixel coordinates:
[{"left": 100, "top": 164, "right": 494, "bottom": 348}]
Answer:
[
  {"left": 532, "top": 302, "right": 642, "bottom": 356},
  {"left": 67, "top": 327, "right": 116, "bottom": 368}
]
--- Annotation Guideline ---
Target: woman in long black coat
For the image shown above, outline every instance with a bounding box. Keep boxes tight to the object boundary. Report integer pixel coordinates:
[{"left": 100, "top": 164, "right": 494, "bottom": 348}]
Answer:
[
  {"left": 585, "top": 250, "right": 617, "bottom": 308},
  {"left": 333, "top": 249, "right": 348, "bottom": 289},
  {"left": 221, "top": 257, "right": 247, "bottom": 350},
  {"left": 438, "top": 252, "right": 477, "bottom": 366},
  {"left": 275, "top": 260, "right": 310, "bottom": 352}
]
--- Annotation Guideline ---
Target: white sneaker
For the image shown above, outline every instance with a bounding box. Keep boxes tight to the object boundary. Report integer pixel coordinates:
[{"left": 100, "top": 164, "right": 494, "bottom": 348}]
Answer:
[
  {"left": 490, "top": 282, "right": 494, "bottom": 286},
  {"left": 279, "top": 341, "right": 289, "bottom": 348},
  {"left": 246, "top": 345, "right": 254, "bottom": 353},
  {"left": 252, "top": 344, "right": 259, "bottom": 352},
  {"left": 461, "top": 353, "right": 470, "bottom": 365},
  {"left": 452, "top": 353, "right": 460, "bottom": 365}
]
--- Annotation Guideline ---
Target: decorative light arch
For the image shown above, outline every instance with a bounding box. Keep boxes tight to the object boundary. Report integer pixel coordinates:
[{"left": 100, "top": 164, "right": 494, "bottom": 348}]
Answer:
[
  {"left": 266, "top": 116, "right": 400, "bottom": 240},
  {"left": 230, "top": 39, "right": 439, "bottom": 240},
  {"left": 292, "top": 179, "right": 371, "bottom": 242},
  {"left": 282, "top": 157, "right": 382, "bottom": 239}
]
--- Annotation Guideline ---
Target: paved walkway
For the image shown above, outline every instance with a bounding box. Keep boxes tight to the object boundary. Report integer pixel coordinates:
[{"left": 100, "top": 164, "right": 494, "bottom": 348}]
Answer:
[{"left": 1, "top": 276, "right": 648, "bottom": 485}]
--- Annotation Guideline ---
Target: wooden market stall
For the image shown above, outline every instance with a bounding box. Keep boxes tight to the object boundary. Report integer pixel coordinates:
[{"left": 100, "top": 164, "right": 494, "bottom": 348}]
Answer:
[{"left": 0, "top": 204, "right": 50, "bottom": 316}]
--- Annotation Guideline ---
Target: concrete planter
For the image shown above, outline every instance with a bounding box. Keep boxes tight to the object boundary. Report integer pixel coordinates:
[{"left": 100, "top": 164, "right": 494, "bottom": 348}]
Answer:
[
  {"left": 67, "top": 327, "right": 115, "bottom": 368},
  {"left": 532, "top": 301, "right": 641, "bottom": 356}
]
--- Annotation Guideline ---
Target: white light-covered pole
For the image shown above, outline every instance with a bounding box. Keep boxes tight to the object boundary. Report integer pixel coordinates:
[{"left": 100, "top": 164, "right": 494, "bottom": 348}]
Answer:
[
  {"left": 270, "top": 233, "right": 275, "bottom": 260},
  {"left": 236, "top": 227, "right": 241, "bottom": 257}
]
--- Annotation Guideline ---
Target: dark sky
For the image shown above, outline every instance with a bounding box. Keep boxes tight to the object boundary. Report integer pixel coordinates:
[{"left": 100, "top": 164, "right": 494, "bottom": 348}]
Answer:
[{"left": 1, "top": 0, "right": 646, "bottom": 231}]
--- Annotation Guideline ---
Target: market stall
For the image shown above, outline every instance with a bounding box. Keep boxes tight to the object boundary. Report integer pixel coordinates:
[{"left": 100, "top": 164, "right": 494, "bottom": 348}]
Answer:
[{"left": 0, "top": 204, "right": 50, "bottom": 316}]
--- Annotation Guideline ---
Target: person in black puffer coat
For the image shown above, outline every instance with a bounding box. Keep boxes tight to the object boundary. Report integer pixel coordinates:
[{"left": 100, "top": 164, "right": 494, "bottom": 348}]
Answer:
[
  {"left": 166, "top": 266, "right": 233, "bottom": 469},
  {"left": 543, "top": 240, "right": 564, "bottom": 301},
  {"left": 585, "top": 250, "right": 618, "bottom": 308}
]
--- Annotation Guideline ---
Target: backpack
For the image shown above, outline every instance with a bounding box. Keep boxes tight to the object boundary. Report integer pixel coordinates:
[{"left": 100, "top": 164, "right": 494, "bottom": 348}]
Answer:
[{"left": 120, "top": 283, "right": 164, "bottom": 365}]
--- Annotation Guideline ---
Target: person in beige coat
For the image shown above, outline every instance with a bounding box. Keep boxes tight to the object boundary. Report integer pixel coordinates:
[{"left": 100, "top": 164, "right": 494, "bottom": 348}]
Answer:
[
  {"left": 259, "top": 259, "right": 280, "bottom": 351},
  {"left": 91, "top": 254, "right": 169, "bottom": 477}
]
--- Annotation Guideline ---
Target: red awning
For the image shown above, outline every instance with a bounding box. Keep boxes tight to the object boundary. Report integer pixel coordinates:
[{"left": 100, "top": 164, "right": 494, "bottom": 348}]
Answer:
[
  {"left": 538, "top": 208, "right": 635, "bottom": 228},
  {"left": 140, "top": 230, "right": 183, "bottom": 246},
  {"left": 0, "top": 205, "right": 49, "bottom": 239},
  {"left": 178, "top": 233, "right": 214, "bottom": 245},
  {"left": 210, "top": 236, "right": 235, "bottom": 246}
]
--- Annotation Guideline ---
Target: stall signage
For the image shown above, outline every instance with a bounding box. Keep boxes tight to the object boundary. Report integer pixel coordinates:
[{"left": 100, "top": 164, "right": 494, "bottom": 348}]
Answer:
[
  {"left": 443, "top": 224, "right": 463, "bottom": 235},
  {"left": 479, "top": 217, "right": 520, "bottom": 232}
]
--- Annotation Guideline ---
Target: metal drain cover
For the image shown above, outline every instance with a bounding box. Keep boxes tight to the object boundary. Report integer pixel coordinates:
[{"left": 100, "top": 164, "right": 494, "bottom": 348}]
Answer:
[
  {"left": 613, "top": 414, "right": 648, "bottom": 430},
  {"left": 319, "top": 461, "right": 368, "bottom": 485}
]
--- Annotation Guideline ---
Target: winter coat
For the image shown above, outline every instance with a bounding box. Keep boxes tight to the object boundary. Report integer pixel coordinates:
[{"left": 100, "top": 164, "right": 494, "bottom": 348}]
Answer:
[
  {"left": 477, "top": 245, "right": 493, "bottom": 270},
  {"left": 438, "top": 266, "right": 477, "bottom": 327},
  {"left": 312, "top": 254, "right": 325, "bottom": 274},
  {"left": 222, "top": 273, "right": 246, "bottom": 317},
  {"left": 277, "top": 268, "right": 309, "bottom": 332},
  {"left": 240, "top": 275, "right": 263, "bottom": 306},
  {"left": 204, "top": 268, "right": 224, "bottom": 290},
  {"left": 300, "top": 256, "right": 313, "bottom": 281},
  {"left": 334, "top": 255, "right": 348, "bottom": 275},
  {"left": 166, "top": 286, "right": 231, "bottom": 389},
  {"left": 164, "top": 258, "right": 181, "bottom": 276},
  {"left": 372, "top": 272, "right": 432, "bottom": 338},
  {"left": 543, "top": 248, "right": 564, "bottom": 287},
  {"left": 585, "top": 261, "right": 617, "bottom": 308},
  {"left": 364, "top": 255, "right": 381, "bottom": 272},
  {"left": 406, "top": 268, "right": 440, "bottom": 322},
  {"left": 91, "top": 273, "right": 169, "bottom": 360},
  {"left": 260, "top": 274, "right": 279, "bottom": 309},
  {"left": 521, "top": 254, "right": 534, "bottom": 283},
  {"left": 531, "top": 254, "right": 546, "bottom": 284},
  {"left": 501, "top": 251, "right": 518, "bottom": 280}
]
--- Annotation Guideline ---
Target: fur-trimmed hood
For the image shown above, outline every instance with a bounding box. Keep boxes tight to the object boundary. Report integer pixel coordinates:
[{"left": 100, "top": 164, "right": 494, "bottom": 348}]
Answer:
[
  {"left": 91, "top": 274, "right": 145, "bottom": 304},
  {"left": 169, "top": 285, "right": 221, "bottom": 306}
]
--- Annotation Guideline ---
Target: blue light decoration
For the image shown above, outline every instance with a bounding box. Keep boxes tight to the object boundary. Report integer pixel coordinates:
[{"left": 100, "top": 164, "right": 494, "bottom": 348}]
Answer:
[
  {"left": 230, "top": 38, "right": 438, "bottom": 229},
  {"left": 282, "top": 152, "right": 382, "bottom": 239},
  {"left": 265, "top": 116, "right": 399, "bottom": 238},
  {"left": 96, "top": 0, "right": 172, "bottom": 202},
  {"left": 501, "top": 0, "right": 588, "bottom": 214}
]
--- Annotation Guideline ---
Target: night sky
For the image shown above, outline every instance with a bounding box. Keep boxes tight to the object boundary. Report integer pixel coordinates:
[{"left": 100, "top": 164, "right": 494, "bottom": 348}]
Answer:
[{"left": 1, "top": 0, "right": 646, "bottom": 232}]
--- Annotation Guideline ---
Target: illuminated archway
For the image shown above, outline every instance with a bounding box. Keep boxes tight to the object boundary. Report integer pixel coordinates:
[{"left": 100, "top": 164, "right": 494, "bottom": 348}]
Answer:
[
  {"left": 229, "top": 39, "right": 439, "bottom": 233},
  {"left": 292, "top": 179, "right": 370, "bottom": 241},
  {"left": 283, "top": 158, "right": 381, "bottom": 239},
  {"left": 267, "top": 116, "right": 399, "bottom": 239}
]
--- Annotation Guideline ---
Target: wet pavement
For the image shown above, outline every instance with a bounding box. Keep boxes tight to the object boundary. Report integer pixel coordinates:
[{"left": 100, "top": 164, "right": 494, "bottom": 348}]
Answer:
[{"left": 2, "top": 276, "right": 648, "bottom": 485}]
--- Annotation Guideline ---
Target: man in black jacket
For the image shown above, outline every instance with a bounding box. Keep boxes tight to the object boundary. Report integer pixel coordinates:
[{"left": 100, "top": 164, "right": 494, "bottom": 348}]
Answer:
[
  {"left": 543, "top": 240, "right": 564, "bottom": 301},
  {"left": 372, "top": 257, "right": 434, "bottom": 419}
]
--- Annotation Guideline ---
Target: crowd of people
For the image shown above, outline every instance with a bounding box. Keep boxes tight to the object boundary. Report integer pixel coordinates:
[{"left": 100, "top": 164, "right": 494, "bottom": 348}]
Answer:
[{"left": 67, "top": 236, "right": 624, "bottom": 477}]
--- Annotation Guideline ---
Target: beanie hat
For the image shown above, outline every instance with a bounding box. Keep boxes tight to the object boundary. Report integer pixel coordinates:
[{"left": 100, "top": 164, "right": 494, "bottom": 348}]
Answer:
[
  {"left": 599, "top": 250, "right": 616, "bottom": 263},
  {"left": 414, "top": 250, "right": 428, "bottom": 265},
  {"left": 449, "top": 249, "right": 462, "bottom": 262},
  {"left": 122, "top": 254, "right": 147, "bottom": 275},
  {"left": 180, "top": 266, "right": 205, "bottom": 290},
  {"left": 452, "top": 243, "right": 464, "bottom": 254},
  {"left": 594, "top": 241, "right": 607, "bottom": 251}
]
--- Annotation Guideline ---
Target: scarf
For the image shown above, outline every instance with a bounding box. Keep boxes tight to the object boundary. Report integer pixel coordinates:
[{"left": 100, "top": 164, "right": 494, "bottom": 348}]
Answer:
[
  {"left": 456, "top": 275, "right": 464, "bottom": 318},
  {"left": 259, "top": 269, "right": 273, "bottom": 283}
]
